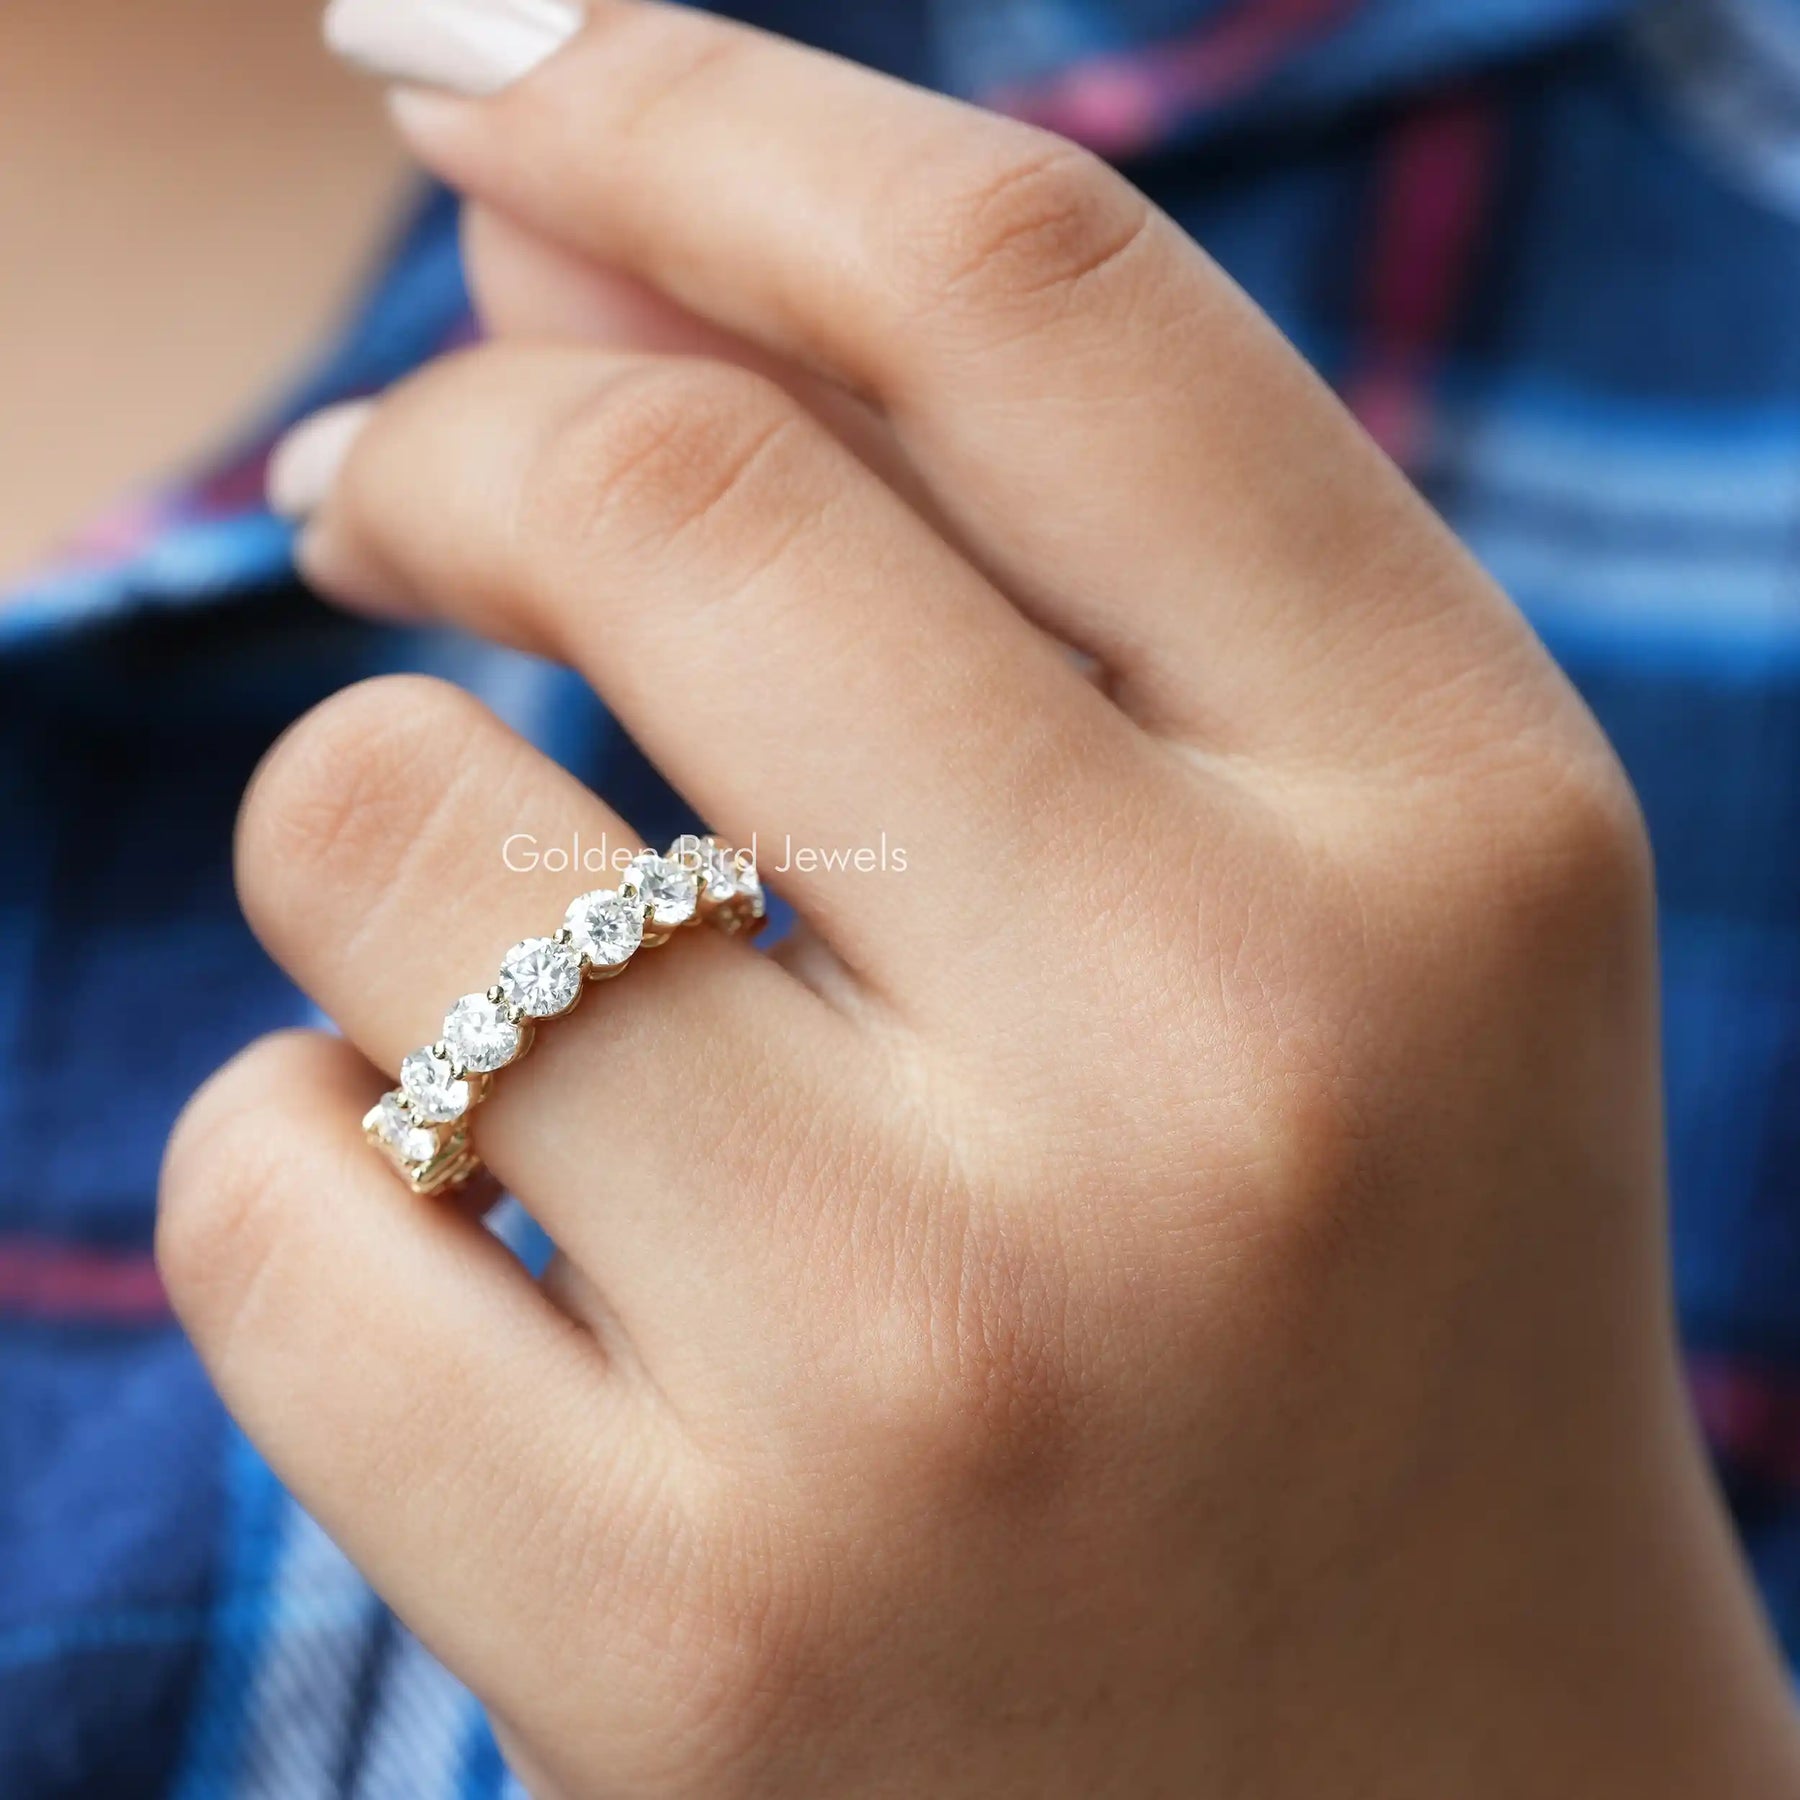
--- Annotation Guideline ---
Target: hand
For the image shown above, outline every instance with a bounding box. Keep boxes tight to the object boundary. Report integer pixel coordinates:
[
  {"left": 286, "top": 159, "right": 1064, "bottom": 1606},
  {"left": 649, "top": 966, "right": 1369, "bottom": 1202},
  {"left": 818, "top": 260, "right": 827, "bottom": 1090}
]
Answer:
[{"left": 159, "top": 5, "right": 1800, "bottom": 1795}]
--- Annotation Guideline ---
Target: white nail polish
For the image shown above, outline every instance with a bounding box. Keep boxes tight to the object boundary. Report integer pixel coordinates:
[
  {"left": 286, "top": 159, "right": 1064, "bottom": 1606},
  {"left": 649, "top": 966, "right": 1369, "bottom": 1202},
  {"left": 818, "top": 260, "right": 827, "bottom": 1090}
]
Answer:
[
  {"left": 324, "top": 0, "right": 584, "bottom": 98},
  {"left": 267, "top": 401, "right": 375, "bottom": 521}
]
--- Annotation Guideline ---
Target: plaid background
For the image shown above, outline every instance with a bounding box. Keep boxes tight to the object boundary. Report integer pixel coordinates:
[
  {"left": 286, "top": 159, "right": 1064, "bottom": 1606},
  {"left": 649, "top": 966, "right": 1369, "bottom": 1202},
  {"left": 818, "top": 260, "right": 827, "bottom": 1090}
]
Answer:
[{"left": 5, "top": 0, "right": 1800, "bottom": 1790}]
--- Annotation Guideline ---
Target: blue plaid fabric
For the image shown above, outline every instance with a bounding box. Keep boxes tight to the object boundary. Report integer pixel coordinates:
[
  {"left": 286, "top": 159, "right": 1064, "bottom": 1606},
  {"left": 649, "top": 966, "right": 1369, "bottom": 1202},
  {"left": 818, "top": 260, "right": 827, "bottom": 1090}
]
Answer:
[{"left": 5, "top": 1, "right": 1800, "bottom": 1792}]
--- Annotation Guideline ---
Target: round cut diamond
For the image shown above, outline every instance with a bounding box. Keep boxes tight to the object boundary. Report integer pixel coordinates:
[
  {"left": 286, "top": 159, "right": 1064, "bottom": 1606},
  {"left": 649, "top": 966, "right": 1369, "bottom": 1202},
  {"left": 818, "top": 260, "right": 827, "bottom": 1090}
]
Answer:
[
  {"left": 375, "top": 1093, "right": 439, "bottom": 1166},
  {"left": 704, "top": 841, "right": 763, "bottom": 910},
  {"left": 443, "top": 993, "right": 523, "bottom": 1073},
  {"left": 625, "top": 851, "right": 699, "bottom": 928},
  {"left": 499, "top": 937, "right": 583, "bottom": 1018},
  {"left": 401, "top": 1047, "right": 471, "bottom": 1123},
  {"left": 564, "top": 888, "right": 644, "bottom": 970}
]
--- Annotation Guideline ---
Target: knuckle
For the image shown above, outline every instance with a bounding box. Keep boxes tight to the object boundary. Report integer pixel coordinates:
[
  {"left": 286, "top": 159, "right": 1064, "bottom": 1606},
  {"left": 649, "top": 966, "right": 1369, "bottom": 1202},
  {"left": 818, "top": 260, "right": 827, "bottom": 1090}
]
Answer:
[
  {"left": 1536, "top": 747, "right": 1653, "bottom": 911},
  {"left": 884, "top": 129, "right": 1155, "bottom": 332},
  {"left": 235, "top": 674, "right": 477, "bottom": 938},
  {"left": 1469, "top": 740, "right": 1655, "bottom": 954},
  {"left": 520, "top": 362, "right": 809, "bottom": 573},
  {"left": 1239, "top": 1066, "right": 1386, "bottom": 1285},
  {"left": 156, "top": 1034, "right": 315, "bottom": 1349}
]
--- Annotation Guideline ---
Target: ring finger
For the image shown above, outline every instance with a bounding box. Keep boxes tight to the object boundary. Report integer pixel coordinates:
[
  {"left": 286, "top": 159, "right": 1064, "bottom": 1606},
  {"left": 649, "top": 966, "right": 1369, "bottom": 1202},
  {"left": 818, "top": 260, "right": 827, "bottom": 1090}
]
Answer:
[{"left": 235, "top": 670, "right": 870, "bottom": 1404}]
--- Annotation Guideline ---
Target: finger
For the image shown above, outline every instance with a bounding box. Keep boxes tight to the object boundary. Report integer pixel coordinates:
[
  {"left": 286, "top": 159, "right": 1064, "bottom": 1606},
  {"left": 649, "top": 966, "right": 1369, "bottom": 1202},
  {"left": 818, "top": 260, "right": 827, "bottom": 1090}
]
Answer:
[
  {"left": 464, "top": 203, "right": 938, "bottom": 520},
  {"left": 234, "top": 672, "right": 873, "bottom": 1396},
  {"left": 282, "top": 344, "right": 1168, "bottom": 1016},
  {"left": 374, "top": 0, "right": 1555, "bottom": 759},
  {"left": 157, "top": 1029, "right": 683, "bottom": 1751}
]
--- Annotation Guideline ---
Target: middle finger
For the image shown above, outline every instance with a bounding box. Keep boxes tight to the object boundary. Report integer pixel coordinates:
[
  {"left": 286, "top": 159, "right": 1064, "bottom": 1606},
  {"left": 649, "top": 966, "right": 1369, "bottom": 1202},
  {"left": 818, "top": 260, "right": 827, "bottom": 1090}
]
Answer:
[
  {"left": 287, "top": 340, "right": 1170, "bottom": 1021},
  {"left": 361, "top": 0, "right": 1543, "bottom": 761}
]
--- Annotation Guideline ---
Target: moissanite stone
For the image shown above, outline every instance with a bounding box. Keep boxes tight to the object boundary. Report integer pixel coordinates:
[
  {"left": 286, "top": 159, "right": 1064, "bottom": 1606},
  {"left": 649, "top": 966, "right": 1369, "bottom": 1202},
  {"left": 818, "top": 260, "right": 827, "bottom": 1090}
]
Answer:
[
  {"left": 400, "top": 1047, "right": 471, "bottom": 1123},
  {"left": 564, "top": 887, "right": 644, "bottom": 970},
  {"left": 443, "top": 993, "right": 523, "bottom": 1073},
  {"left": 626, "top": 851, "right": 700, "bottom": 928},
  {"left": 705, "top": 841, "right": 763, "bottom": 910},
  {"left": 499, "top": 937, "right": 583, "bottom": 1018},
  {"left": 375, "top": 1093, "right": 439, "bottom": 1166}
]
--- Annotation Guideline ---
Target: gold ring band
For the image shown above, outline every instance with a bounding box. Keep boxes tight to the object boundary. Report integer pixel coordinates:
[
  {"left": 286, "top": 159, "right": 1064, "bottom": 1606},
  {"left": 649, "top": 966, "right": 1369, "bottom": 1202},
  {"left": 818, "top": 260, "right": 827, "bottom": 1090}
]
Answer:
[{"left": 364, "top": 836, "right": 765, "bottom": 1196}]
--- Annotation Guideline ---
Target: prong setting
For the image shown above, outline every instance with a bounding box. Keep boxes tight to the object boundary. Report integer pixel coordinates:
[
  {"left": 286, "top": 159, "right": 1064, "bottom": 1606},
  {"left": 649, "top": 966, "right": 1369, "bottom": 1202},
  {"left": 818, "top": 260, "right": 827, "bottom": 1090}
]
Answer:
[{"left": 366, "top": 839, "right": 762, "bottom": 1196}]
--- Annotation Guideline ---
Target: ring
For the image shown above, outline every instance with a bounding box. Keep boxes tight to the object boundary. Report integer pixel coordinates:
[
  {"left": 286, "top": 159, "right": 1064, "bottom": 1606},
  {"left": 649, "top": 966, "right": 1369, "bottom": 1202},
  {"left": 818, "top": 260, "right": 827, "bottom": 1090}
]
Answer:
[{"left": 364, "top": 835, "right": 765, "bottom": 1196}]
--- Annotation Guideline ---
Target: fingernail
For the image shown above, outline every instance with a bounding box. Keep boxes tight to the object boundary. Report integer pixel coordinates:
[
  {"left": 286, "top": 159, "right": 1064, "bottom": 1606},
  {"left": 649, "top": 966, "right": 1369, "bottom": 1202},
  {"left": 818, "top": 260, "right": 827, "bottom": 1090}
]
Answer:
[
  {"left": 267, "top": 400, "right": 375, "bottom": 521},
  {"left": 324, "top": 0, "right": 585, "bottom": 98}
]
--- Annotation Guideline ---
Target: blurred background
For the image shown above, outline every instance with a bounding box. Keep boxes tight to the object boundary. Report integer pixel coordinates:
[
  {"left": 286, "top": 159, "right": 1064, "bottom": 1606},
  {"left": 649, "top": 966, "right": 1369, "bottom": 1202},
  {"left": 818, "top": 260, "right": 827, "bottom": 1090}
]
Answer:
[{"left": 3, "top": 0, "right": 1798, "bottom": 1792}]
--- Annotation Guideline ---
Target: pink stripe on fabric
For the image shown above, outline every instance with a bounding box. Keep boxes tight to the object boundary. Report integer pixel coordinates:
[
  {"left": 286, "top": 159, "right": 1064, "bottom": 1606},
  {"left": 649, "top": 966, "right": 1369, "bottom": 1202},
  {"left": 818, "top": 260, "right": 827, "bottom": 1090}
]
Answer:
[
  {"left": 1343, "top": 91, "right": 1501, "bottom": 468},
  {"left": 58, "top": 496, "right": 173, "bottom": 564},
  {"left": 1689, "top": 1354, "right": 1800, "bottom": 1494},
  {"left": 193, "top": 442, "right": 281, "bottom": 518},
  {"left": 0, "top": 1238, "right": 170, "bottom": 1324},
  {"left": 990, "top": 0, "right": 1356, "bottom": 159}
]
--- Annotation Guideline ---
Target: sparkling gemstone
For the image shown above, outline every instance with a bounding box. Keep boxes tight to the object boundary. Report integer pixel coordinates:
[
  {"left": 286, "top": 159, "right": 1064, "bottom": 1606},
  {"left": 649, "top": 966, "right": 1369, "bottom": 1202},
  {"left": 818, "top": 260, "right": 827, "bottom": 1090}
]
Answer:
[
  {"left": 625, "top": 851, "right": 700, "bottom": 928},
  {"left": 444, "top": 993, "right": 523, "bottom": 1073},
  {"left": 401, "top": 1047, "right": 471, "bottom": 1123},
  {"left": 564, "top": 887, "right": 644, "bottom": 970},
  {"left": 499, "top": 937, "right": 583, "bottom": 1018},
  {"left": 375, "top": 1093, "right": 439, "bottom": 1166},
  {"left": 702, "top": 840, "right": 763, "bottom": 911}
]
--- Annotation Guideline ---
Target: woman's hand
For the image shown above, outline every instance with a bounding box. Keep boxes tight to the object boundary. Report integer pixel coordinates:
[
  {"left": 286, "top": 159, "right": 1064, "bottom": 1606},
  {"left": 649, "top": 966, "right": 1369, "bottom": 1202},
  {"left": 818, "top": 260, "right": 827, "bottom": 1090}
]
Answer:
[{"left": 158, "top": 4, "right": 1800, "bottom": 1795}]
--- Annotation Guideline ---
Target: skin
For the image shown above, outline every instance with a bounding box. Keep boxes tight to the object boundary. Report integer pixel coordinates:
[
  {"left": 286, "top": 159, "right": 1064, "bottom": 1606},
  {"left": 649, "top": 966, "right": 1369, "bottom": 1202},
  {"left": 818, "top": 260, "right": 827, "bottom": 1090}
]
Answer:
[
  {"left": 152, "top": 3, "right": 1800, "bottom": 1796},
  {"left": 0, "top": 0, "right": 406, "bottom": 585}
]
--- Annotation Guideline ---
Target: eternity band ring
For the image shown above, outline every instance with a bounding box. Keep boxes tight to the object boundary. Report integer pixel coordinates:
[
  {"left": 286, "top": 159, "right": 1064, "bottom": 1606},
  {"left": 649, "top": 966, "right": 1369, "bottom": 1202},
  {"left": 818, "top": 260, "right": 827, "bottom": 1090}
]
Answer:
[{"left": 364, "top": 835, "right": 766, "bottom": 1197}]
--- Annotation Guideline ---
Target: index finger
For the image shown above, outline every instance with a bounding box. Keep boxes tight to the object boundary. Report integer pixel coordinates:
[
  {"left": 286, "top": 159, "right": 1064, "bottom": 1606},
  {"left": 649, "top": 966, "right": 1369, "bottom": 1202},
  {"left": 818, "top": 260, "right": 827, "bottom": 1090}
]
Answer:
[{"left": 330, "top": 0, "right": 1558, "bottom": 764}]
